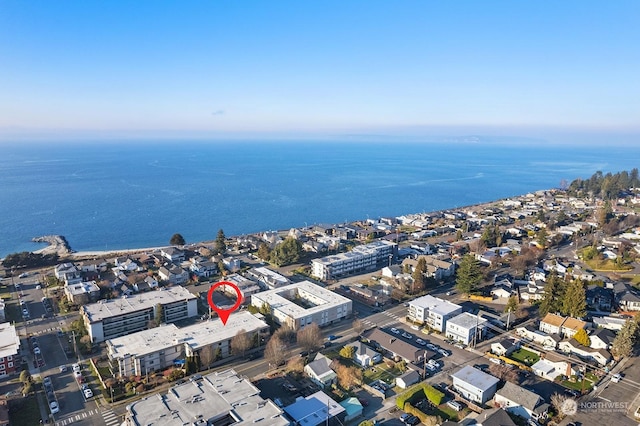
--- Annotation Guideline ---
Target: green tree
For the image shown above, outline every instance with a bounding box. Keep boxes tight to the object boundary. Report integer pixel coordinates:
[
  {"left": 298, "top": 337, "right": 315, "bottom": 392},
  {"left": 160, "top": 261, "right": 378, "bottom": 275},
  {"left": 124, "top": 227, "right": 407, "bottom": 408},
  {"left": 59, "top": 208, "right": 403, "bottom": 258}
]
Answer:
[
  {"left": 504, "top": 296, "right": 518, "bottom": 313},
  {"left": 19, "top": 370, "right": 31, "bottom": 384},
  {"left": 539, "top": 273, "right": 563, "bottom": 316},
  {"left": 598, "top": 200, "right": 613, "bottom": 227},
  {"left": 169, "top": 233, "right": 185, "bottom": 246},
  {"left": 611, "top": 318, "right": 638, "bottom": 359},
  {"left": 339, "top": 345, "right": 356, "bottom": 360},
  {"left": 214, "top": 229, "right": 227, "bottom": 255},
  {"left": 412, "top": 257, "right": 427, "bottom": 293},
  {"left": 561, "top": 279, "right": 587, "bottom": 318},
  {"left": 536, "top": 227, "right": 548, "bottom": 249},
  {"left": 455, "top": 254, "right": 482, "bottom": 295},
  {"left": 573, "top": 328, "right": 591, "bottom": 347},
  {"left": 358, "top": 421, "right": 375, "bottom": 426},
  {"left": 257, "top": 243, "right": 271, "bottom": 261},
  {"left": 269, "top": 237, "right": 302, "bottom": 267}
]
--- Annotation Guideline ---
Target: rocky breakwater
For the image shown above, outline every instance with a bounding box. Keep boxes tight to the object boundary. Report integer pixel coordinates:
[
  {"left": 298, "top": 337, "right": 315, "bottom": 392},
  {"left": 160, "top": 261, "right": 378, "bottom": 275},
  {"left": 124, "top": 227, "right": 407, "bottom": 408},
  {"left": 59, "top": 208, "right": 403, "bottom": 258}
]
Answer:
[{"left": 32, "top": 235, "right": 73, "bottom": 256}]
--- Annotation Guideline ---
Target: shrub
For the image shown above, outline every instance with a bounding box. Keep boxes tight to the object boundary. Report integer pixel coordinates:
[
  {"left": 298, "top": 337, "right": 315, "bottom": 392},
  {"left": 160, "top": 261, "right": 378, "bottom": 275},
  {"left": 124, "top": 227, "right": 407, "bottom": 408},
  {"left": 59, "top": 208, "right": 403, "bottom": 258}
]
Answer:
[{"left": 424, "top": 384, "right": 444, "bottom": 405}]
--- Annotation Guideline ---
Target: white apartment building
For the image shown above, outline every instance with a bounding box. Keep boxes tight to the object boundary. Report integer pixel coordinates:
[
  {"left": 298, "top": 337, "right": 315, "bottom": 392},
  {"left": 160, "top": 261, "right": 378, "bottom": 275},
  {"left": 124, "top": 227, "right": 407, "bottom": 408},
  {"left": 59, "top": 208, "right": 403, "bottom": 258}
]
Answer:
[
  {"left": 311, "top": 240, "right": 397, "bottom": 280},
  {"left": 81, "top": 287, "right": 198, "bottom": 343},
  {"left": 250, "top": 281, "right": 352, "bottom": 330},
  {"left": 125, "top": 369, "right": 289, "bottom": 426},
  {"left": 408, "top": 295, "right": 462, "bottom": 332},
  {"left": 445, "top": 312, "right": 488, "bottom": 345},
  {"left": 107, "top": 311, "right": 268, "bottom": 377}
]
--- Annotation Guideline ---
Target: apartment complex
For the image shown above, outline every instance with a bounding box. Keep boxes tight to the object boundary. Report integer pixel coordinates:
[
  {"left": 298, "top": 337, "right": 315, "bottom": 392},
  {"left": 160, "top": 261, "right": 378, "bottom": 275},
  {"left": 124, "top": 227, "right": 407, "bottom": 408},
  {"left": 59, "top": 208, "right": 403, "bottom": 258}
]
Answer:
[
  {"left": 445, "top": 312, "right": 488, "bottom": 345},
  {"left": 0, "top": 323, "right": 20, "bottom": 378},
  {"left": 125, "top": 369, "right": 289, "bottom": 426},
  {"left": 107, "top": 312, "right": 268, "bottom": 377},
  {"left": 81, "top": 287, "right": 198, "bottom": 342},
  {"left": 250, "top": 281, "right": 352, "bottom": 330},
  {"left": 407, "top": 295, "right": 462, "bottom": 332},
  {"left": 311, "top": 240, "right": 397, "bottom": 280}
]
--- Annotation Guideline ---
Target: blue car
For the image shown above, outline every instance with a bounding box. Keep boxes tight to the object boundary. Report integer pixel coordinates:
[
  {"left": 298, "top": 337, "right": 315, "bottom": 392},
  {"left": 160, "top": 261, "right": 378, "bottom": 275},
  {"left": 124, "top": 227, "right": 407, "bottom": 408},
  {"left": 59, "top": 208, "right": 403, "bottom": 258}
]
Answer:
[{"left": 328, "top": 335, "right": 337, "bottom": 341}]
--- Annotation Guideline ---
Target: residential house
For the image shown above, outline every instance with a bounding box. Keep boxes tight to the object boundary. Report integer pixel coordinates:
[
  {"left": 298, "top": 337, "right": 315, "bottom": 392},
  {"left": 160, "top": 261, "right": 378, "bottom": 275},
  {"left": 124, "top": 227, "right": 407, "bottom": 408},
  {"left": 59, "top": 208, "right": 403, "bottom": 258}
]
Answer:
[
  {"left": 157, "top": 265, "right": 188, "bottom": 285},
  {"left": 64, "top": 281, "right": 101, "bottom": 305},
  {"left": 590, "top": 328, "right": 615, "bottom": 350},
  {"left": 539, "top": 314, "right": 586, "bottom": 339},
  {"left": 396, "top": 370, "right": 421, "bottom": 389},
  {"left": 491, "top": 339, "right": 520, "bottom": 357},
  {"left": 160, "top": 247, "right": 185, "bottom": 263},
  {"left": 222, "top": 257, "right": 242, "bottom": 272},
  {"left": 445, "top": 312, "right": 488, "bottom": 345},
  {"left": 402, "top": 255, "right": 455, "bottom": 280},
  {"left": 188, "top": 256, "right": 218, "bottom": 278},
  {"left": 222, "top": 274, "right": 261, "bottom": 304},
  {"left": 473, "top": 408, "right": 517, "bottom": 426},
  {"left": 586, "top": 285, "right": 613, "bottom": 311},
  {"left": 516, "top": 325, "right": 560, "bottom": 349},
  {"left": 245, "top": 267, "right": 290, "bottom": 290},
  {"left": 494, "top": 382, "right": 549, "bottom": 422},
  {"left": 55, "top": 262, "right": 82, "bottom": 285},
  {"left": 451, "top": 365, "right": 500, "bottom": 404},
  {"left": 363, "top": 328, "right": 434, "bottom": 365},
  {"left": 520, "top": 280, "right": 546, "bottom": 302},
  {"left": 616, "top": 283, "right": 640, "bottom": 312},
  {"left": 283, "top": 391, "right": 346, "bottom": 426},
  {"left": 304, "top": 354, "right": 337, "bottom": 388},
  {"left": 560, "top": 317, "right": 587, "bottom": 339},
  {"left": 490, "top": 285, "right": 515, "bottom": 299},
  {"left": 347, "top": 342, "right": 382, "bottom": 367},
  {"left": 132, "top": 280, "right": 151, "bottom": 293},
  {"left": 408, "top": 295, "right": 462, "bottom": 332},
  {"left": 531, "top": 353, "right": 575, "bottom": 381},
  {"left": 339, "top": 398, "right": 363, "bottom": 424},
  {"left": 558, "top": 339, "right": 611, "bottom": 366},
  {"left": 114, "top": 258, "right": 140, "bottom": 272},
  {"left": 143, "top": 276, "right": 158, "bottom": 289},
  {"left": 593, "top": 316, "right": 627, "bottom": 331}
]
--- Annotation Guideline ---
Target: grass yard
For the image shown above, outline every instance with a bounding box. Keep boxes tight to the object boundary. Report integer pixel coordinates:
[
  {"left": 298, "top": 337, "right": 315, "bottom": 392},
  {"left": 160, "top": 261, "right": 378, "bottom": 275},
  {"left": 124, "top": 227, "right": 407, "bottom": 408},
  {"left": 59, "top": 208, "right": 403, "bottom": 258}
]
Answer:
[
  {"left": 9, "top": 395, "right": 43, "bottom": 426},
  {"left": 363, "top": 364, "right": 402, "bottom": 385},
  {"left": 585, "top": 258, "right": 633, "bottom": 272},
  {"left": 509, "top": 348, "right": 540, "bottom": 365}
]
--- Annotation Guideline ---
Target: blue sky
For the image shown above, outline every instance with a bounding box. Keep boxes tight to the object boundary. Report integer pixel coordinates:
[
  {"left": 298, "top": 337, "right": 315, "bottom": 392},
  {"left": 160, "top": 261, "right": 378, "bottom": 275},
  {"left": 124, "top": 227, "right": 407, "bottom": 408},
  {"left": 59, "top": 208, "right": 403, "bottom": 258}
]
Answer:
[{"left": 1, "top": 1, "right": 639, "bottom": 141}]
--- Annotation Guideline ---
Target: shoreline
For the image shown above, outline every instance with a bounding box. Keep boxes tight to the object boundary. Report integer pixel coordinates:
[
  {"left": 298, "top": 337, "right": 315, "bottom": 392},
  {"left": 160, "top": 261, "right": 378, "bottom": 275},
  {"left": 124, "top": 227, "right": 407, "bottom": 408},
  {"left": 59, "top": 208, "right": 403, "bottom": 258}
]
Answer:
[{"left": 27, "top": 190, "right": 553, "bottom": 260}]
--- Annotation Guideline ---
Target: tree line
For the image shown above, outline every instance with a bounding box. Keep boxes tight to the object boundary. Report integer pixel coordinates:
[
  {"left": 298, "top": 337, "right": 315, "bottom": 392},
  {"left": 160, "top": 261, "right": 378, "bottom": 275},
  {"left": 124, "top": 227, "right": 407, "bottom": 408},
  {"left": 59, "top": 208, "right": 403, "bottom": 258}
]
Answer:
[{"left": 567, "top": 169, "right": 640, "bottom": 200}]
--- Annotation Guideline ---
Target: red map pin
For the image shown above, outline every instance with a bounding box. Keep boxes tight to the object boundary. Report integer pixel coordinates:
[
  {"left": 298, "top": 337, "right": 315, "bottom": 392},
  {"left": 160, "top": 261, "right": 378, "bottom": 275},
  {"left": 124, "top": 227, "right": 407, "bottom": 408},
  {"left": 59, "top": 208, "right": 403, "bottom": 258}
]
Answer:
[{"left": 207, "top": 281, "right": 243, "bottom": 325}]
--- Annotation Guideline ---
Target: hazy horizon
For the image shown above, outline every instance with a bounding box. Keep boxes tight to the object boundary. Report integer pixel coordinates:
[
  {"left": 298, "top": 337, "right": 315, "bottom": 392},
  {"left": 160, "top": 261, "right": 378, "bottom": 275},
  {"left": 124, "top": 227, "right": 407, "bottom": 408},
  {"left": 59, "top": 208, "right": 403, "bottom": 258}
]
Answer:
[{"left": 1, "top": 1, "right": 638, "bottom": 141}]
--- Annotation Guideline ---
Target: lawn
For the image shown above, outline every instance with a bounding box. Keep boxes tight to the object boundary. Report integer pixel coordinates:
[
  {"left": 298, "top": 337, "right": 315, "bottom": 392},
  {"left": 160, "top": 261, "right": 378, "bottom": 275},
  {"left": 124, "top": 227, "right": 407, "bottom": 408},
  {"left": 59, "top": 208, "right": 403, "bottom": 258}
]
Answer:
[
  {"left": 9, "top": 395, "right": 43, "bottom": 426},
  {"left": 562, "top": 373, "right": 598, "bottom": 392},
  {"left": 509, "top": 348, "right": 540, "bottom": 365},
  {"left": 363, "top": 363, "right": 402, "bottom": 385}
]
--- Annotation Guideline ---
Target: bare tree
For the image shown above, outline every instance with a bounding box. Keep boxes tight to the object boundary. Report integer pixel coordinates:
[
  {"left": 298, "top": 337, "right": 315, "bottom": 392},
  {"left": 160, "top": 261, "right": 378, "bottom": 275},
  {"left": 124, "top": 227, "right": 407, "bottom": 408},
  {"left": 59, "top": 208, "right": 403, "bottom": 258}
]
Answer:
[
  {"left": 199, "top": 345, "right": 220, "bottom": 371},
  {"left": 286, "top": 357, "right": 305, "bottom": 373},
  {"left": 488, "top": 363, "right": 518, "bottom": 383},
  {"left": 297, "top": 323, "right": 322, "bottom": 353},
  {"left": 352, "top": 319, "right": 365, "bottom": 336},
  {"left": 265, "top": 336, "right": 287, "bottom": 368},
  {"left": 550, "top": 392, "right": 570, "bottom": 419},
  {"left": 332, "top": 363, "right": 363, "bottom": 390},
  {"left": 230, "top": 329, "right": 252, "bottom": 358}
]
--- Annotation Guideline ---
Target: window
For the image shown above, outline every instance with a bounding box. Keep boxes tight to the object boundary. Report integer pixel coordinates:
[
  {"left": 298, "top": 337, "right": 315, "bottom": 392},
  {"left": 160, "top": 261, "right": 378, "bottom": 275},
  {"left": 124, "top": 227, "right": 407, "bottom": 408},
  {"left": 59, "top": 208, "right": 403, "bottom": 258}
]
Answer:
[
  {"left": 0, "top": 364, "right": 4, "bottom": 370},
  {"left": 7, "top": 356, "right": 12, "bottom": 361},
  {"left": 7, "top": 362, "right": 13, "bottom": 368}
]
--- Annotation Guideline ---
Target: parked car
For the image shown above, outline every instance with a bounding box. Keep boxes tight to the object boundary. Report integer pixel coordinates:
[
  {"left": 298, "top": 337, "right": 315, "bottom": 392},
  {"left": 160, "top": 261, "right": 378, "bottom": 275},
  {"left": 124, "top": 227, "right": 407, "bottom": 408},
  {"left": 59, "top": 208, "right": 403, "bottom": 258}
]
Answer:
[
  {"left": 416, "top": 338, "right": 426, "bottom": 346},
  {"left": 447, "top": 401, "right": 462, "bottom": 411},
  {"left": 327, "top": 335, "right": 338, "bottom": 341},
  {"left": 401, "top": 332, "right": 413, "bottom": 339},
  {"left": 390, "top": 328, "right": 400, "bottom": 334},
  {"left": 83, "top": 388, "right": 93, "bottom": 399},
  {"left": 426, "top": 343, "right": 438, "bottom": 351},
  {"left": 611, "top": 373, "right": 622, "bottom": 383},
  {"left": 438, "top": 348, "right": 451, "bottom": 357},
  {"left": 72, "top": 363, "right": 81, "bottom": 373},
  {"left": 49, "top": 401, "right": 59, "bottom": 414},
  {"left": 189, "top": 374, "right": 203, "bottom": 382}
]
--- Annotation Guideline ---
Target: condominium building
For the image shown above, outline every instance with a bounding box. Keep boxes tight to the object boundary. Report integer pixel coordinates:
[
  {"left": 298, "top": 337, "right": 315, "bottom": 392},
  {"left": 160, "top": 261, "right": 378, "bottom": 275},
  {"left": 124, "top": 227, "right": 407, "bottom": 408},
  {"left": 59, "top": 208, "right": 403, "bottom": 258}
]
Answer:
[
  {"left": 311, "top": 240, "right": 397, "bottom": 280},
  {"left": 408, "top": 295, "right": 462, "bottom": 332},
  {"left": 0, "top": 323, "right": 20, "bottom": 378},
  {"left": 445, "top": 312, "right": 488, "bottom": 345},
  {"left": 107, "top": 311, "right": 268, "bottom": 377},
  {"left": 125, "top": 369, "right": 289, "bottom": 426},
  {"left": 250, "top": 281, "right": 352, "bottom": 330},
  {"left": 81, "top": 287, "right": 198, "bottom": 343}
]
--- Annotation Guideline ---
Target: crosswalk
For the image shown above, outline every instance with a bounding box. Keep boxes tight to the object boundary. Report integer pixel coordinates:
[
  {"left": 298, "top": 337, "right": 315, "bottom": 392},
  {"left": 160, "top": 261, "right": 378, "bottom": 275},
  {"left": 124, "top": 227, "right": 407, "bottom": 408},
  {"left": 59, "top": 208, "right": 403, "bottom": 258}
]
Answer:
[
  {"left": 361, "top": 311, "right": 402, "bottom": 328},
  {"left": 102, "top": 408, "right": 120, "bottom": 426},
  {"left": 30, "top": 326, "right": 59, "bottom": 335},
  {"left": 54, "top": 408, "right": 120, "bottom": 426}
]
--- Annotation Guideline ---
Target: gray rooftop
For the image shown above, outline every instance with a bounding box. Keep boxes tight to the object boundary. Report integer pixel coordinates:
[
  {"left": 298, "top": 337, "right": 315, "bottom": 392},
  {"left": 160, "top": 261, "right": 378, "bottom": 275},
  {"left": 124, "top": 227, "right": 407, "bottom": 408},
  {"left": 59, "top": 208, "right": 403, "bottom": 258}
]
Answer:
[
  {"left": 82, "top": 287, "right": 196, "bottom": 322},
  {"left": 496, "top": 381, "right": 542, "bottom": 410},
  {"left": 447, "top": 312, "right": 488, "bottom": 329},
  {"left": 127, "top": 369, "right": 289, "bottom": 426},
  {"left": 451, "top": 365, "right": 499, "bottom": 392},
  {"left": 409, "top": 295, "right": 462, "bottom": 316}
]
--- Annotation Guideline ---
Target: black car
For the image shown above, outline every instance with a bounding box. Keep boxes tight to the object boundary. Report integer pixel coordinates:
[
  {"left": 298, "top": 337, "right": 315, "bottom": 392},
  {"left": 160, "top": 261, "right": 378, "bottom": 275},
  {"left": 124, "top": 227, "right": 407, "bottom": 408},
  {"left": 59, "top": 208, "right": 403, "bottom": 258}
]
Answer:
[{"left": 404, "top": 415, "right": 420, "bottom": 425}]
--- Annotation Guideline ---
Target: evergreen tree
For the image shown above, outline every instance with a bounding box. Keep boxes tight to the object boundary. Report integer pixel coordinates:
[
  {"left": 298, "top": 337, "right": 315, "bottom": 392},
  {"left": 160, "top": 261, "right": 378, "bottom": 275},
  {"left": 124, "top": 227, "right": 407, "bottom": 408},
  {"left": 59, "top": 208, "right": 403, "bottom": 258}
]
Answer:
[
  {"left": 269, "top": 237, "right": 302, "bottom": 267},
  {"left": 539, "top": 272, "right": 562, "bottom": 316},
  {"left": 257, "top": 243, "right": 271, "bottom": 261},
  {"left": 455, "top": 254, "right": 482, "bottom": 295},
  {"left": 536, "top": 227, "right": 548, "bottom": 249},
  {"left": 214, "top": 229, "right": 227, "bottom": 254},
  {"left": 561, "top": 279, "right": 587, "bottom": 318},
  {"left": 169, "top": 233, "right": 185, "bottom": 246},
  {"left": 412, "top": 257, "right": 427, "bottom": 293},
  {"left": 504, "top": 295, "right": 518, "bottom": 313},
  {"left": 611, "top": 318, "right": 638, "bottom": 359}
]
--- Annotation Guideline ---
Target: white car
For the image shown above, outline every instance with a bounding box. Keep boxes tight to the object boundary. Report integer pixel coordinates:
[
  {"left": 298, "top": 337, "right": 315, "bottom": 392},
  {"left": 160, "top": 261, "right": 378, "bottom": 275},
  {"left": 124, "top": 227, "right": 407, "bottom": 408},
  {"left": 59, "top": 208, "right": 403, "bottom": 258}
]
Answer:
[
  {"left": 83, "top": 388, "right": 93, "bottom": 399},
  {"left": 401, "top": 332, "right": 413, "bottom": 339},
  {"left": 438, "top": 348, "right": 451, "bottom": 357},
  {"left": 426, "top": 343, "right": 438, "bottom": 351},
  {"left": 59, "top": 365, "right": 67, "bottom": 372},
  {"left": 72, "top": 363, "right": 81, "bottom": 373},
  {"left": 390, "top": 328, "right": 400, "bottom": 334},
  {"left": 33, "top": 347, "right": 41, "bottom": 355},
  {"left": 611, "top": 373, "right": 622, "bottom": 383},
  {"left": 411, "top": 325, "right": 420, "bottom": 331},
  {"left": 416, "top": 338, "right": 426, "bottom": 346},
  {"left": 49, "top": 401, "right": 59, "bottom": 414}
]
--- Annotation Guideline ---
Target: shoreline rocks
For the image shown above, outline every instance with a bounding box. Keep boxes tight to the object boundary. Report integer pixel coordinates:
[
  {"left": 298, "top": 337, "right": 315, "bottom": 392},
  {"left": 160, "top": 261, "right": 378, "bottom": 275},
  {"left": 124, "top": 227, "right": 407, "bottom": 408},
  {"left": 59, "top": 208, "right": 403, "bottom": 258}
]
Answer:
[{"left": 32, "top": 235, "right": 73, "bottom": 257}]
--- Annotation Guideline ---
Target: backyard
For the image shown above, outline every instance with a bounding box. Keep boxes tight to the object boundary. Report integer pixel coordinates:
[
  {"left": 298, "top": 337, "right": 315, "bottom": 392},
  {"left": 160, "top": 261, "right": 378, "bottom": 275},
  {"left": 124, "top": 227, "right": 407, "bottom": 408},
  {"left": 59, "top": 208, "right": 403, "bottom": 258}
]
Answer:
[
  {"left": 561, "top": 372, "right": 599, "bottom": 392},
  {"left": 509, "top": 348, "right": 540, "bottom": 366}
]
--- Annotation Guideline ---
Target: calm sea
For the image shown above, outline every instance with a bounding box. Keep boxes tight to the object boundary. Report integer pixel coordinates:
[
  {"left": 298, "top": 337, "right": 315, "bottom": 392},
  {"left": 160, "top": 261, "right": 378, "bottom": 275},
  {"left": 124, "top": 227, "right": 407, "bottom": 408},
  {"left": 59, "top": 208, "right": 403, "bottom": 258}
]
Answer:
[{"left": 1, "top": 140, "right": 638, "bottom": 257}]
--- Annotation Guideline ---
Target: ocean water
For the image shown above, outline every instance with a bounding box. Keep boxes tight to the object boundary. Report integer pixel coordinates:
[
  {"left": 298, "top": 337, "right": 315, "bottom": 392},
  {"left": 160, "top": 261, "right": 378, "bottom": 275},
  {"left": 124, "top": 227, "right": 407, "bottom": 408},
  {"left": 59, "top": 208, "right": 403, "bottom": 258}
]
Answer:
[{"left": 1, "top": 140, "right": 639, "bottom": 257}]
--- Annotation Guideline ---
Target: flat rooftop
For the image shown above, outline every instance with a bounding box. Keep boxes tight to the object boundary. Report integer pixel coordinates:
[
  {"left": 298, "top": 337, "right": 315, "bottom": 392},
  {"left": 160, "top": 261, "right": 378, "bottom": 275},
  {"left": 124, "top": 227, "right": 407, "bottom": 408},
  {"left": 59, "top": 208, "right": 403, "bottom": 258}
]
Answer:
[
  {"left": 108, "top": 311, "right": 268, "bottom": 359},
  {"left": 82, "top": 286, "right": 196, "bottom": 323},
  {"left": 66, "top": 281, "right": 99, "bottom": 295},
  {"left": 127, "top": 369, "right": 289, "bottom": 426},
  {"left": 313, "top": 240, "right": 395, "bottom": 265},
  {"left": 410, "top": 295, "right": 461, "bottom": 316},
  {"left": 448, "top": 312, "right": 488, "bottom": 329},
  {"left": 252, "top": 281, "right": 351, "bottom": 320},
  {"left": 452, "top": 365, "right": 499, "bottom": 392},
  {"left": 0, "top": 322, "right": 19, "bottom": 358}
]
